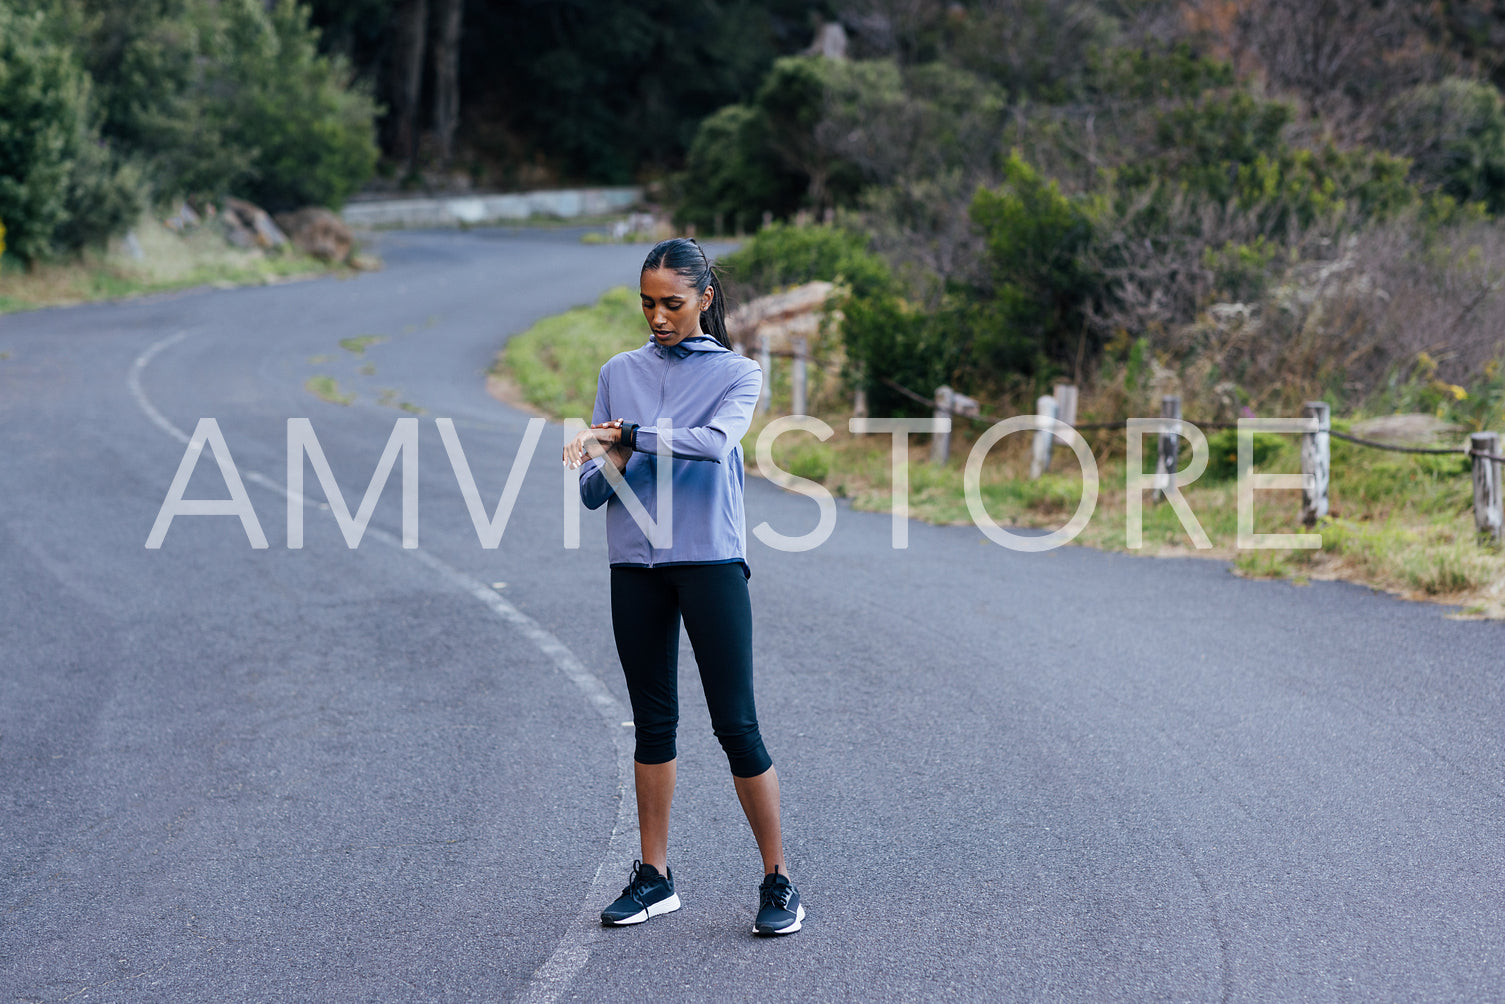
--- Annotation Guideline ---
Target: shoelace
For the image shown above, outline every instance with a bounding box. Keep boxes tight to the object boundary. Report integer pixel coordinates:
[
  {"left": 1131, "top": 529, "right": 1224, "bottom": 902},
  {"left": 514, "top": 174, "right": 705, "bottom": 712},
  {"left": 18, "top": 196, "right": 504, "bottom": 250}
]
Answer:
[
  {"left": 760, "top": 875, "right": 792, "bottom": 911},
  {"left": 620, "top": 860, "right": 658, "bottom": 907}
]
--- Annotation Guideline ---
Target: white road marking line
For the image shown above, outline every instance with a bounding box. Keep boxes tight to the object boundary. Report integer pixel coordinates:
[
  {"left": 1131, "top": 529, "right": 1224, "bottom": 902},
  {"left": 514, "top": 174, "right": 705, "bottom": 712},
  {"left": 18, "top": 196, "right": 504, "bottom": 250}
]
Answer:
[{"left": 129, "top": 327, "right": 634, "bottom": 1004}]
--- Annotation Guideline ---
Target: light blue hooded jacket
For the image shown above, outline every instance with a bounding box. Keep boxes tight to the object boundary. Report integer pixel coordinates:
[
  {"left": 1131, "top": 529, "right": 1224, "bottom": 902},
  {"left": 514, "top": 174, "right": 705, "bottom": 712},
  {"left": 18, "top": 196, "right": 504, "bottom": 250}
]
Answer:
[{"left": 579, "top": 334, "right": 763, "bottom": 579}]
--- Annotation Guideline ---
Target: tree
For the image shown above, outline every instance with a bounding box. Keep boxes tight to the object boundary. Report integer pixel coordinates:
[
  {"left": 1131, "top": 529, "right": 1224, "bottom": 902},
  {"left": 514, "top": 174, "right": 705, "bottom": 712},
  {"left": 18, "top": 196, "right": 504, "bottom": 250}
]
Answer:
[
  {"left": 968, "top": 151, "right": 1098, "bottom": 375},
  {"left": 430, "top": 0, "right": 462, "bottom": 169},
  {"left": 0, "top": 1, "right": 142, "bottom": 263},
  {"left": 675, "top": 104, "right": 804, "bottom": 233},
  {"left": 222, "top": 0, "right": 380, "bottom": 210},
  {"left": 390, "top": 0, "right": 426, "bottom": 169},
  {"left": 1384, "top": 77, "right": 1505, "bottom": 214},
  {"left": 460, "top": 0, "right": 815, "bottom": 185},
  {"left": 21, "top": 0, "right": 379, "bottom": 210},
  {"left": 0, "top": 3, "right": 89, "bottom": 263}
]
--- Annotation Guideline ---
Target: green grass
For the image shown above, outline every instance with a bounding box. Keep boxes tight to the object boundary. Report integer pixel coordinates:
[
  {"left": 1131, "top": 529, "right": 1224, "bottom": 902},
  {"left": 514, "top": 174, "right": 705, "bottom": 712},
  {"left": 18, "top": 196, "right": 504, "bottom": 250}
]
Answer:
[
  {"left": 305, "top": 375, "right": 355, "bottom": 406},
  {"left": 339, "top": 335, "right": 388, "bottom": 356},
  {"left": 375, "top": 387, "right": 425, "bottom": 414},
  {"left": 491, "top": 285, "right": 646, "bottom": 421},
  {"left": 0, "top": 212, "right": 359, "bottom": 315}
]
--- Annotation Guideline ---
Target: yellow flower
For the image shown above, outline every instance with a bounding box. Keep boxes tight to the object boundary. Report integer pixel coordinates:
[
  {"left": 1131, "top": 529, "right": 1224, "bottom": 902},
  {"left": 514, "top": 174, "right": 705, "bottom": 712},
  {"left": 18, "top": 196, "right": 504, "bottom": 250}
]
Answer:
[{"left": 1448, "top": 384, "right": 1468, "bottom": 401}]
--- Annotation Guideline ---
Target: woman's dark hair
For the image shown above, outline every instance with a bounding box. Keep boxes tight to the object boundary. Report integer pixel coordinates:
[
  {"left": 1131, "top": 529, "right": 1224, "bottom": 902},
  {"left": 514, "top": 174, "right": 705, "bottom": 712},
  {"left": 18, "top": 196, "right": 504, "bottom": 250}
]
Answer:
[{"left": 642, "top": 237, "right": 729, "bottom": 349}]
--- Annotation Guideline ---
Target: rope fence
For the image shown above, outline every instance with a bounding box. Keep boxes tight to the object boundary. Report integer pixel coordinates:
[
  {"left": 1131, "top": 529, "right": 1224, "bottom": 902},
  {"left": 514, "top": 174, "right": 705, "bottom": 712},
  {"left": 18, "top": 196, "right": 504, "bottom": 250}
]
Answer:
[{"left": 740, "top": 339, "right": 1505, "bottom": 544}]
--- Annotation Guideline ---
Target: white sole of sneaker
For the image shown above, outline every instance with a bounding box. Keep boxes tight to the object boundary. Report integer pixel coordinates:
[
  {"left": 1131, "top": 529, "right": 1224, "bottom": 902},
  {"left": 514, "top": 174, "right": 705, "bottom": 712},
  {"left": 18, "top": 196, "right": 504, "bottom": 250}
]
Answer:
[
  {"left": 754, "top": 902, "right": 805, "bottom": 935},
  {"left": 605, "top": 893, "right": 681, "bottom": 926}
]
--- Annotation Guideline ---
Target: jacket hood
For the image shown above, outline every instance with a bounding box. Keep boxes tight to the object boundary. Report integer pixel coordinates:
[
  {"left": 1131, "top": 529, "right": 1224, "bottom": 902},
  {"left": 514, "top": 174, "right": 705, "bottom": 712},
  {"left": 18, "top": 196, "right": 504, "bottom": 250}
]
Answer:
[{"left": 647, "top": 334, "right": 728, "bottom": 359}]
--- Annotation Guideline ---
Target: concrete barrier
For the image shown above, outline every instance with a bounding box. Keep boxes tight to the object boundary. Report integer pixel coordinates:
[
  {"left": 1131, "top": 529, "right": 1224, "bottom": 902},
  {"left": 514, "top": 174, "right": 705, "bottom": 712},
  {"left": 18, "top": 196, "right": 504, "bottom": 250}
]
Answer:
[{"left": 340, "top": 187, "right": 642, "bottom": 229}]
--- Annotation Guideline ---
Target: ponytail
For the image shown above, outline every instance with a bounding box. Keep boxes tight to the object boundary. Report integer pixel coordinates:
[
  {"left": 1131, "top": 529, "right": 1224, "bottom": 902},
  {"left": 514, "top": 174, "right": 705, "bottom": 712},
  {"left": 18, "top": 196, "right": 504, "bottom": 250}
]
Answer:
[{"left": 701, "top": 268, "right": 730, "bottom": 349}]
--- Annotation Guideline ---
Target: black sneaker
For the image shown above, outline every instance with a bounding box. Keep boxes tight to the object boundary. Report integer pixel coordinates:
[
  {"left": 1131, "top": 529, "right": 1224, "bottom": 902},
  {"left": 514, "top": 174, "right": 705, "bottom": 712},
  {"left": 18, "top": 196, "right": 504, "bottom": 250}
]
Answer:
[
  {"left": 600, "top": 859, "right": 680, "bottom": 926},
  {"left": 754, "top": 866, "right": 804, "bottom": 935}
]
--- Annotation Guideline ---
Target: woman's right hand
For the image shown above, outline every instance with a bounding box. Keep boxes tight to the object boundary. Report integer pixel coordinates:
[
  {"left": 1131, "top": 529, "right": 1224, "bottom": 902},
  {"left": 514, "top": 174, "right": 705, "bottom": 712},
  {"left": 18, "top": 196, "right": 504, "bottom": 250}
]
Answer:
[
  {"left": 564, "top": 427, "right": 610, "bottom": 470},
  {"left": 563, "top": 422, "right": 632, "bottom": 471}
]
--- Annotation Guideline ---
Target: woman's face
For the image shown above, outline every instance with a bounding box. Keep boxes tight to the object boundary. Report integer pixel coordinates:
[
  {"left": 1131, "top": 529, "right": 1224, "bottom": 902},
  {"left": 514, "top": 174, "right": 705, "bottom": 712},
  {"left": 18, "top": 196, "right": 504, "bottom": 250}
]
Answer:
[{"left": 641, "top": 267, "right": 712, "bottom": 349}]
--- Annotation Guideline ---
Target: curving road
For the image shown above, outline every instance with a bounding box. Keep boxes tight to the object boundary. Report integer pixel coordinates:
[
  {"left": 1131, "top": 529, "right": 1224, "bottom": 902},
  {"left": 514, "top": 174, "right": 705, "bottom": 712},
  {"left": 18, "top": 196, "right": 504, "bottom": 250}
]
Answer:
[{"left": 2, "top": 227, "right": 1503, "bottom": 1002}]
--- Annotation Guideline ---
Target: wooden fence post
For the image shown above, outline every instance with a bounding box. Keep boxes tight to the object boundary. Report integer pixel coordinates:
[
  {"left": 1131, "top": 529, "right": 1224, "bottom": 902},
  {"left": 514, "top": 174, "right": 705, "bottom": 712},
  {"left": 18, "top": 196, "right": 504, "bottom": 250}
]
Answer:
[
  {"left": 792, "top": 337, "right": 808, "bottom": 415},
  {"left": 1472, "top": 432, "right": 1502, "bottom": 543},
  {"left": 931, "top": 386, "right": 954, "bottom": 465},
  {"left": 930, "top": 385, "right": 977, "bottom": 465},
  {"left": 1301, "top": 401, "right": 1331, "bottom": 526},
  {"left": 1029, "top": 395, "right": 1058, "bottom": 479},
  {"left": 1154, "top": 395, "right": 1180, "bottom": 503},
  {"left": 1052, "top": 383, "right": 1078, "bottom": 428},
  {"left": 757, "top": 338, "right": 772, "bottom": 415},
  {"left": 853, "top": 386, "right": 868, "bottom": 418}
]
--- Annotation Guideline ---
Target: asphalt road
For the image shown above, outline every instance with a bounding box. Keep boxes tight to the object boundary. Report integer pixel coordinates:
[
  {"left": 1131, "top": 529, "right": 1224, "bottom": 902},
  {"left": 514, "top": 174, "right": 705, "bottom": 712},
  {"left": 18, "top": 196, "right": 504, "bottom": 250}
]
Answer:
[{"left": 2, "top": 227, "right": 1503, "bottom": 1003}]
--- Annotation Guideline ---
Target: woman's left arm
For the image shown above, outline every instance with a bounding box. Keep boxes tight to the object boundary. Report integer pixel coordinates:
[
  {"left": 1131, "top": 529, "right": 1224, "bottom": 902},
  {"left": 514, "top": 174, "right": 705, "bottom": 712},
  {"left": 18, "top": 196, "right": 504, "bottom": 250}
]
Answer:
[{"left": 630, "top": 363, "right": 763, "bottom": 463}]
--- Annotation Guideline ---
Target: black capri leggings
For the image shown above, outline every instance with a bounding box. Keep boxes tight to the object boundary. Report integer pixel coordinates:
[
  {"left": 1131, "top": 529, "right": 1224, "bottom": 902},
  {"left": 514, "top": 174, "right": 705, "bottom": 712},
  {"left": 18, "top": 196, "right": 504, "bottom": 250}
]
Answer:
[{"left": 609, "top": 562, "right": 773, "bottom": 778}]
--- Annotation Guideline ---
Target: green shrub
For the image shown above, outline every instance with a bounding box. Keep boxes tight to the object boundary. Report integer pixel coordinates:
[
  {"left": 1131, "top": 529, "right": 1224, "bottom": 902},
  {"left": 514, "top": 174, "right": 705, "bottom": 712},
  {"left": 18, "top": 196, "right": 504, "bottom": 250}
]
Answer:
[
  {"left": 839, "top": 289, "right": 968, "bottom": 418},
  {"left": 678, "top": 55, "right": 937, "bottom": 232},
  {"left": 720, "top": 222, "right": 892, "bottom": 300},
  {"left": 752, "top": 56, "right": 867, "bottom": 208},
  {"left": 949, "top": 0, "right": 1114, "bottom": 101},
  {"left": 215, "top": 0, "right": 379, "bottom": 211},
  {"left": 1117, "top": 88, "right": 1418, "bottom": 233},
  {"left": 1384, "top": 77, "right": 1505, "bottom": 215},
  {"left": 901, "top": 62, "right": 1009, "bottom": 167},
  {"left": 674, "top": 104, "right": 803, "bottom": 234},
  {"left": 1204, "top": 429, "right": 1289, "bottom": 482},
  {"left": 716, "top": 222, "right": 963, "bottom": 415},
  {"left": 1203, "top": 237, "right": 1279, "bottom": 302},
  {"left": 967, "top": 151, "right": 1097, "bottom": 375},
  {"left": 51, "top": 136, "right": 147, "bottom": 255},
  {"left": 1085, "top": 43, "right": 1236, "bottom": 102},
  {"left": 0, "top": 4, "right": 89, "bottom": 262},
  {"left": 49, "top": 0, "right": 376, "bottom": 211}
]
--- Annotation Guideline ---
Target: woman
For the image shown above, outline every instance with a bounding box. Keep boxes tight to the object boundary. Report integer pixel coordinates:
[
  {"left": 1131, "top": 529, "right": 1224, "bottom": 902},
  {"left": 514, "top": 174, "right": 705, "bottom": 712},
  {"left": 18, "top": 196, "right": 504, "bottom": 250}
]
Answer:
[{"left": 562, "top": 237, "right": 804, "bottom": 936}]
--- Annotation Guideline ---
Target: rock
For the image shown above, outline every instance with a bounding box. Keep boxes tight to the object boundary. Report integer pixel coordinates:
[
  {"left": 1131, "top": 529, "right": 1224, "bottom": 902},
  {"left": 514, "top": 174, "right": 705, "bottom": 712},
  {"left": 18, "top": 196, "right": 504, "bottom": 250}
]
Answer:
[
  {"left": 221, "top": 214, "right": 257, "bottom": 249},
  {"left": 1350, "top": 413, "right": 1464, "bottom": 445},
  {"left": 222, "top": 197, "right": 288, "bottom": 249},
  {"left": 162, "top": 201, "right": 201, "bottom": 232},
  {"left": 803, "top": 21, "right": 848, "bottom": 60},
  {"left": 727, "top": 281, "right": 839, "bottom": 355},
  {"left": 251, "top": 214, "right": 286, "bottom": 248},
  {"left": 273, "top": 207, "right": 355, "bottom": 262},
  {"left": 609, "top": 211, "right": 665, "bottom": 242}
]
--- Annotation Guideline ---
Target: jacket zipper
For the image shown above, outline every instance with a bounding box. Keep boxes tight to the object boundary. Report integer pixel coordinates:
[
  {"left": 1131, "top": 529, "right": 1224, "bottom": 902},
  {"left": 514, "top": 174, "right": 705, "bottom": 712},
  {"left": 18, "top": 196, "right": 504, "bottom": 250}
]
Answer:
[{"left": 646, "top": 349, "right": 672, "bottom": 567}]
